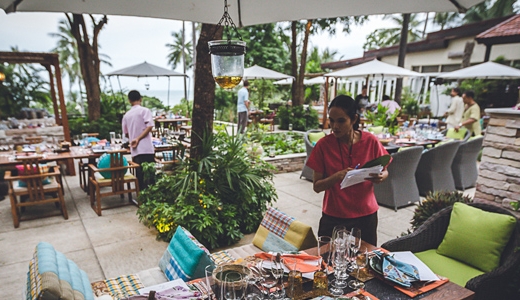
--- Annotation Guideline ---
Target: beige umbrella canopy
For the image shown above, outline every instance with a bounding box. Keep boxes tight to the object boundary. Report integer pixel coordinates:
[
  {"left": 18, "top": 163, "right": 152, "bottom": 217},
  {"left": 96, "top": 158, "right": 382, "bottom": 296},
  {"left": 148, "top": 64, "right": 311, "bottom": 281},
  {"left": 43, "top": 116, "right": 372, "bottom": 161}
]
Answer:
[
  {"left": 436, "top": 61, "right": 520, "bottom": 80},
  {"left": 243, "top": 65, "right": 293, "bottom": 80},
  {"left": 1, "top": 0, "right": 484, "bottom": 27}
]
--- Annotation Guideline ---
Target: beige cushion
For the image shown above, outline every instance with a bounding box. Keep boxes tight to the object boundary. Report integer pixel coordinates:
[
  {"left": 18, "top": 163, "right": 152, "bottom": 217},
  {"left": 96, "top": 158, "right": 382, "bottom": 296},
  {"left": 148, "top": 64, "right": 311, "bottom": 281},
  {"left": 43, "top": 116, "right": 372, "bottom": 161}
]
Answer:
[{"left": 13, "top": 180, "right": 59, "bottom": 192}]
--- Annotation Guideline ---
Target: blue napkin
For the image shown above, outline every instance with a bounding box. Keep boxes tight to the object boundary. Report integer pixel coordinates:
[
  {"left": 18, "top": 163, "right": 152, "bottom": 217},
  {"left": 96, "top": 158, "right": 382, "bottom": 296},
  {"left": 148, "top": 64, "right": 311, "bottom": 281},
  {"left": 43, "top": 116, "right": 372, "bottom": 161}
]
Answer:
[{"left": 373, "top": 250, "right": 420, "bottom": 287}]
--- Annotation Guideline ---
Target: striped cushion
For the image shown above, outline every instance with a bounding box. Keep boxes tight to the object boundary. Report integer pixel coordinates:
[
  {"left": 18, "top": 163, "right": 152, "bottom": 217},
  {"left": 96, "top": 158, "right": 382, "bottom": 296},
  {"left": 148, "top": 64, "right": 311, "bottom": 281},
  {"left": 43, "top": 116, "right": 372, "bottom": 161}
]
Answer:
[
  {"left": 159, "top": 226, "right": 214, "bottom": 281},
  {"left": 253, "top": 207, "right": 317, "bottom": 253},
  {"left": 104, "top": 274, "right": 144, "bottom": 299},
  {"left": 27, "top": 242, "right": 94, "bottom": 300}
]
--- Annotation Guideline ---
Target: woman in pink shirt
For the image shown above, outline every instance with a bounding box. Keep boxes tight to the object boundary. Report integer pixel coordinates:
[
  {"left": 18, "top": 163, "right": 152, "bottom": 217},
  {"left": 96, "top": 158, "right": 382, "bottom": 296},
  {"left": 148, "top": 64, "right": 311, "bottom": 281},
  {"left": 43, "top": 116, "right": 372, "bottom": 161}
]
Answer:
[{"left": 306, "top": 95, "right": 390, "bottom": 245}]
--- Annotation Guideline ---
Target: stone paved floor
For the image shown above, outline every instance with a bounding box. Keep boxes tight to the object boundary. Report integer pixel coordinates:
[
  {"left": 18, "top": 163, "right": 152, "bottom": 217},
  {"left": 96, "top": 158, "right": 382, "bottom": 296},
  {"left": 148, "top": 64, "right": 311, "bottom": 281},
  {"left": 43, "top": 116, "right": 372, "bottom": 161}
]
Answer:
[{"left": 0, "top": 164, "right": 474, "bottom": 299}]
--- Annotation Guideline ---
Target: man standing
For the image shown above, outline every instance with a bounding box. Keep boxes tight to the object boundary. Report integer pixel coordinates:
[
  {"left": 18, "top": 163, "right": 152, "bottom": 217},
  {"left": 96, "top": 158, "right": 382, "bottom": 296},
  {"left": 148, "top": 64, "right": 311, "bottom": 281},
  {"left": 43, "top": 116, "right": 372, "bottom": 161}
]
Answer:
[
  {"left": 237, "top": 80, "right": 250, "bottom": 134},
  {"left": 355, "top": 85, "right": 369, "bottom": 116},
  {"left": 445, "top": 87, "right": 464, "bottom": 128},
  {"left": 455, "top": 90, "right": 482, "bottom": 136},
  {"left": 122, "top": 90, "right": 155, "bottom": 190}
]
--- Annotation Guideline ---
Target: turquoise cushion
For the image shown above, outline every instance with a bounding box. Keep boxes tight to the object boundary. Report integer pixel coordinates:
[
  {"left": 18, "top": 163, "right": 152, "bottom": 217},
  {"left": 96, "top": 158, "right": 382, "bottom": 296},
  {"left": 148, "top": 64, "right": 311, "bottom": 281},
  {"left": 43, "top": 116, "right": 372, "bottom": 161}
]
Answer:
[
  {"left": 415, "top": 249, "right": 484, "bottom": 287},
  {"left": 97, "top": 153, "right": 128, "bottom": 179},
  {"left": 437, "top": 203, "right": 517, "bottom": 272},
  {"left": 159, "top": 226, "right": 214, "bottom": 281},
  {"left": 16, "top": 164, "right": 51, "bottom": 187},
  {"left": 28, "top": 242, "right": 94, "bottom": 300}
]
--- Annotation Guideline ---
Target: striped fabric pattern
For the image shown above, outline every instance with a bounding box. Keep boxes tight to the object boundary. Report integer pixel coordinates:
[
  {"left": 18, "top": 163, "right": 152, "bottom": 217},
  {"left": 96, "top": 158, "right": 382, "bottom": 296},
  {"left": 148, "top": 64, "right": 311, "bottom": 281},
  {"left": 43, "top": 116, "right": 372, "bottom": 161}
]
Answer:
[
  {"left": 162, "top": 151, "right": 174, "bottom": 161},
  {"left": 104, "top": 274, "right": 144, "bottom": 299},
  {"left": 210, "top": 250, "right": 236, "bottom": 265},
  {"left": 159, "top": 251, "right": 190, "bottom": 281},
  {"left": 260, "top": 207, "right": 295, "bottom": 239}
]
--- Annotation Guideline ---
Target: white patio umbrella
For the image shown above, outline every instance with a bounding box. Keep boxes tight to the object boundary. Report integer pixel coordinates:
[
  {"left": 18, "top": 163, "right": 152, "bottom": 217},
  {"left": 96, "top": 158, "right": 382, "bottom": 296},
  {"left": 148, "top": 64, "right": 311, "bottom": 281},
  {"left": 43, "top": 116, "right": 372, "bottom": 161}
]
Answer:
[
  {"left": 273, "top": 76, "right": 326, "bottom": 85},
  {"left": 106, "top": 61, "right": 187, "bottom": 107},
  {"left": 324, "top": 59, "right": 421, "bottom": 78},
  {"left": 243, "top": 65, "right": 293, "bottom": 80},
  {"left": 436, "top": 61, "right": 520, "bottom": 79},
  {"left": 1, "top": 0, "right": 484, "bottom": 27}
]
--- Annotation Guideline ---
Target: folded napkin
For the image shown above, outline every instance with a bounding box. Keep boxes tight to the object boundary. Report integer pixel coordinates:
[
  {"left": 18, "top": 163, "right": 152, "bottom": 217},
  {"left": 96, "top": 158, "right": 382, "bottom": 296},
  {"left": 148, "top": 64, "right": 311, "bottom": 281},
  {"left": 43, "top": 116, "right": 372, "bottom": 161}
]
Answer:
[
  {"left": 373, "top": 250, "right": 420, "bottom": 287},
  {"left": 134, "top": 286, "right": 202, "bottom": 300},
  {"left": 254, "top": 252, "right": 321, "bottom": 273}
]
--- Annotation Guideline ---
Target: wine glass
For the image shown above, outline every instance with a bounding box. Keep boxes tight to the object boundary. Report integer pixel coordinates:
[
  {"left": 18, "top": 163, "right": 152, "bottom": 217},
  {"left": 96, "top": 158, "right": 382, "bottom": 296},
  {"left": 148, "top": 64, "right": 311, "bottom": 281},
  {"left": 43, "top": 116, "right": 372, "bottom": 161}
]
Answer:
[
  {"left": 314, "top": 236, "right": 332, "bottom": 293},
  {"left": 348, "top": 228, "right": 362, "bottom": 271},
  {"left": 258, "top": 260, "right": 277, "bottom": 299},
  {"left": 73, "top": 135, "right": 81, "bottom": 147},
  {"left": 222, "top": 272, "right": 245, "bottom": 300},
  {"left": 270, "top": 255, "right": 285, "bottom": 299},
  {"left": 348, "top": 247, "right": 368, "bottom": 290},
  {"left": 329, "top": 241, "right": 349, "bottom": 297}
]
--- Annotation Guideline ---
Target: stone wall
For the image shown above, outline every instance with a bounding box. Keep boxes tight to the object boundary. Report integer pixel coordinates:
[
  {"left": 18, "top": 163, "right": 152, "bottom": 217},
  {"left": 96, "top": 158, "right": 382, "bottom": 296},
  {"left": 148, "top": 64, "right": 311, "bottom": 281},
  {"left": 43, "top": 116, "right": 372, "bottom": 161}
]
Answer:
[
  {"left": 474, "top": 108, "right": 520, "bottom": 217},
  {"left": 263, "top": 153, "right": 306, "bottom": 174}
]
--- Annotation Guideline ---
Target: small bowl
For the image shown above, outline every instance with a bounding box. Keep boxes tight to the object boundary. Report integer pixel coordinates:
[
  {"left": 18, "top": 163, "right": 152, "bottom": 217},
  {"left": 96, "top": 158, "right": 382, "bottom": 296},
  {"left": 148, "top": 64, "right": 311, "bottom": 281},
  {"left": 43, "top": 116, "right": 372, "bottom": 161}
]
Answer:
[{"left": 379, "top": 138, "right": 392, "bottom": 146}]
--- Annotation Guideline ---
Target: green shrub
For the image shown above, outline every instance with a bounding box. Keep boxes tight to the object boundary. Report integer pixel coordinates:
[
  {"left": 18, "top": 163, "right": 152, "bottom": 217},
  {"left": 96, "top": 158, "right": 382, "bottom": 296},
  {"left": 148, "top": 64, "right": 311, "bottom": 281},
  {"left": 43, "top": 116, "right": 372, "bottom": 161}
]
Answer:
[
  {"left": 277, "top": 105, "right": 319, "bottom": 131},
  {"left": 137, "top": 127, "right": 277, "bottom": 249},
  {"left": 411, "top": 191, "right": 473, "bottom": 231}
]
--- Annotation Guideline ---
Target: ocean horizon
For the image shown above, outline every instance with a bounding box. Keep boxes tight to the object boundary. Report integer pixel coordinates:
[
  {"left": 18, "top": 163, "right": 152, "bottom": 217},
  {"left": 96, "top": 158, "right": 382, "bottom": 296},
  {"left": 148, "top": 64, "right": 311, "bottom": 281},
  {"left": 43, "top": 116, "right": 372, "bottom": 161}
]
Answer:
[{"left": 141, "top": 89, "right": 192, "bottom": 107}]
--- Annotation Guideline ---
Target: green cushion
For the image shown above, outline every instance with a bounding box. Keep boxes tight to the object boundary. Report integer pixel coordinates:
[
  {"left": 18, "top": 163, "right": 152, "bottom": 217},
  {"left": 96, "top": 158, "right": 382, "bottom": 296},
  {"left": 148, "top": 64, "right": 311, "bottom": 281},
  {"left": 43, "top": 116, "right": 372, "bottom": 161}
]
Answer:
[
  {"left": 437, "top": 203, "right": 517, "bottom": 272},
  {"left": 368, "top": 126, "right": 385, "bottom": 134},
  {"left": 308, "top": 132, "right": 325, "bottom": 145},
  {"left": 415, "top": 249, "right": 484, "bottom": 287},
  {"left": 445, "top": 127, "right": 467, "bottom": 140}
]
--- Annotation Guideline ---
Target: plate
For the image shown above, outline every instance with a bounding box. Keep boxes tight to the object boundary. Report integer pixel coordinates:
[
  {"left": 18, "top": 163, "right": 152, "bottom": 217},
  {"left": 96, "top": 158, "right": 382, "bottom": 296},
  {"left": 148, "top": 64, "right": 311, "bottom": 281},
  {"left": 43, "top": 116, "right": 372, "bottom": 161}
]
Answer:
[
  {"left": 369, "top": 256, "right": 383, "bottom": 275},
  {"left": 154, "top": 144, "right": 171, "bottom": 148},
  {"left": 92, "top": 149, "right": 108, "bottom": 153}
]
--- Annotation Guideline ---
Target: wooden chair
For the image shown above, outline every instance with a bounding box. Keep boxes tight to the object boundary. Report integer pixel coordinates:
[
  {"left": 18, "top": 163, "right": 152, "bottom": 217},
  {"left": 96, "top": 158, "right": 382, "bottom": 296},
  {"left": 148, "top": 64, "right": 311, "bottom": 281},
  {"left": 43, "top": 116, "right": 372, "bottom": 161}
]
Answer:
[
  {"left": 88, "top": 150, "right": 140, "bottom": 216},
  {"left": 4, "top": 156, "right": 68, "bottom": 228}
]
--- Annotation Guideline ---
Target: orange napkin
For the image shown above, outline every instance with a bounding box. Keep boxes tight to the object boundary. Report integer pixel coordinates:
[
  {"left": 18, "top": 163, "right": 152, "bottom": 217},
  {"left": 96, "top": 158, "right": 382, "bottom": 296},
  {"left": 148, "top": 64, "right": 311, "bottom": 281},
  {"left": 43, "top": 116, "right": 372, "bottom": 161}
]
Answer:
[
  {"left": 253, "top": 252, "right": 321, "bottom": 273},
  {"left": 393, "top": 277, "right": 450, "bottom": 298},
  {"left": 345, "top": 289, "right": 379, "bottom": 300}
]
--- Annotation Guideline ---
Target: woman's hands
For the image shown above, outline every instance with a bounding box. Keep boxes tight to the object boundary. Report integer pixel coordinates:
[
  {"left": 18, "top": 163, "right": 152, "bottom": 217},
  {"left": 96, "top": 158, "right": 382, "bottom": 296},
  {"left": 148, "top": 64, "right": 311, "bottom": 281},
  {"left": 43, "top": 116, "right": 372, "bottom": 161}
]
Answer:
[{"left": 364, "top": 169, "right": 388, "bottom": 184}]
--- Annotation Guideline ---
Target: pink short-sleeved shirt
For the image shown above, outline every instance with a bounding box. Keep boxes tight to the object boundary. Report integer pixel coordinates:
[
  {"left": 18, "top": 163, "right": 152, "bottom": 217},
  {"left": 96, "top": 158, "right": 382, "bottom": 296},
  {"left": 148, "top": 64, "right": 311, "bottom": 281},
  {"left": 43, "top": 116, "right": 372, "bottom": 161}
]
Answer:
[
  {"left": 122, "top": 105, "right": 154, "bottom": 157},
  {"left": 306, "top": 131, "right": 389, "bottom": 218}
]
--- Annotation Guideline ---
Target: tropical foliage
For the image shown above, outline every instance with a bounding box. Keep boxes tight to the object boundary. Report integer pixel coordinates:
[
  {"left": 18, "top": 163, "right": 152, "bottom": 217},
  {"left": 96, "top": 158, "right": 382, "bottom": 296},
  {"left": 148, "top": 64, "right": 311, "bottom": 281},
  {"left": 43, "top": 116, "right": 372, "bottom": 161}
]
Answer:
[
  {"left": 137, "top": 126, "right": 277, "bottom": 249},
  {"left": 363, "top": 14, "right": 424, "bottom": 50},
  {"left": 365, "top": 104, "right": 400, "bottom": 135},
  {"left": 277, "top": 105, "right": 320, "bottom": 131},
  {"left": 410, "top": 191, "right": 472, "bottom": 231}
]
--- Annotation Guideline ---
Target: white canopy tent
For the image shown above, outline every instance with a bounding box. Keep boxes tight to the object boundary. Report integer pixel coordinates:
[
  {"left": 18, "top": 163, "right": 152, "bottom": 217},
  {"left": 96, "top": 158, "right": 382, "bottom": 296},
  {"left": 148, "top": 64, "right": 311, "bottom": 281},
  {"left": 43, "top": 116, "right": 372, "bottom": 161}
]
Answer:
[
  {"left": 243, "top": 65, "right": 293, "bottom": 80},
  {"left": 273, "top": 76, "right": 326, "bottom": 85},
  {"left": 1, "top": 0, "right": 484, "bottom": 27},
  {"left": 324, "top": 59, "right": 421, "bottom": 79},
  {"left": 106, "top": 61, "right": 188, "bottom": 107},
  {"left": 436, "top": 61, "right": 520, "bottom": 79}
]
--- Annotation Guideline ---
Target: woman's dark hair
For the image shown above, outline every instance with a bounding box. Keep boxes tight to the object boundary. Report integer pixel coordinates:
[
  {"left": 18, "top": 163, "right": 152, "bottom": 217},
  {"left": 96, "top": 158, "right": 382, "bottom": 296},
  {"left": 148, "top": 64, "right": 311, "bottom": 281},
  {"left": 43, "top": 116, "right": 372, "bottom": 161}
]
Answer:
[
  {"left": 328, "top": 95, "right": 360, "bottom": 130},
  {"left": 452, "top": 87, "right": 461, "bottom": 96}
]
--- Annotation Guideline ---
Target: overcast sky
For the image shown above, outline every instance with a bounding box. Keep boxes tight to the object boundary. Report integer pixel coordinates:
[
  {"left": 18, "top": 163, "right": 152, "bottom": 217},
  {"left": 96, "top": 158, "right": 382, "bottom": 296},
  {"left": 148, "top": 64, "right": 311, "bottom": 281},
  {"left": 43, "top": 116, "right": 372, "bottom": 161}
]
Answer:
[{"left": 0, "top": 11, "right": 398, "bottom": 94}]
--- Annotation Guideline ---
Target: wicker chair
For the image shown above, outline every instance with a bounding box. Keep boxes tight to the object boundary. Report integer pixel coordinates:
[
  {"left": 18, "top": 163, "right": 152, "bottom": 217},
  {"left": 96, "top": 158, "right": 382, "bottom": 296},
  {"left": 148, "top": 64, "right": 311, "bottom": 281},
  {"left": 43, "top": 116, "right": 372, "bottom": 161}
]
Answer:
[
  {"left": 88, "top": 150, "right": 140, "bottom": 216},
  {"left": 374, "top": 146, "right": 423, "bottom": 211},
  {"left": 415, "top": 140, "right": 461, "bottom": 196},
  {"left": 300, "top": 129, "right": 326, "bottom": 181},
  {"left": 4, "top": 156, "right": 68, "bottom": 227},
  {"left": 441, "top": 127, "right": 471, "bottom": 142},
  {"left": 451, "top": 136, "right": 484, "bottom": 190},
  {"left": 381, "top": 203, "right": 520, "bottom": 299}
]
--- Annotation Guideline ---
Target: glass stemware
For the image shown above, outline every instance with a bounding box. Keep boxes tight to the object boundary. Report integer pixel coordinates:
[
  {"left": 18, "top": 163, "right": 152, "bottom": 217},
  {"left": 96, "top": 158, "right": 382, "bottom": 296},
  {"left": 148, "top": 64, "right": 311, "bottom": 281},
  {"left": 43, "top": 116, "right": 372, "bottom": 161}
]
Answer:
[
  {"left": 348, "top": 228, "right": 362, "bottom": 272},
  {"left": 258, "top": 260, "right": 277, "bottom": 299},
  {"left": 270, "top": 255, "right": 285, "bottom": 299},
  {"left": 329, "top": 241, "right": 349, "bottom": 297},
  {"left": 348, "top": 247, "right": 368, "bottom": 290},
  {"left": 222, "top": 272, "right": 246, "bottom": 300}
]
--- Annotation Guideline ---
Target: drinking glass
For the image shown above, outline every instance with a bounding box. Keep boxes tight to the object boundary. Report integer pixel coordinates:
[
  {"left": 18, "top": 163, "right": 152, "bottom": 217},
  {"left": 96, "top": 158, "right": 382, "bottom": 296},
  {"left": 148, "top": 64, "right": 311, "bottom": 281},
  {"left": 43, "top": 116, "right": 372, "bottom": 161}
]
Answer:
[
  {"left": 286, "top": 269, "right": 303, "bottom": 300},
  {"left": 348, "top": 247, "right": 368, "bottom": 290},
  {"left": 222, "top": 272, "right": 245, "bottom": 300},
  {"left": 329, "top": 242, "right": 349, "bottom": 297},
  {"left": 245, "top": 268, "right": 262, "bottom": 300},
  {"left": 73, "top": 135, "right": 81, "bottom": 147},
  {"left": 348, "top": 228, "right": 362, "bottom": 272},
  {"left": 314, "top": 236, "right": 332, "bottom": 292},
  {"left": 258, "top": 260, "right": 277, "bottom": 299},
  {"left": 270, "top": 256, "right": 285, "bottom": 299}
]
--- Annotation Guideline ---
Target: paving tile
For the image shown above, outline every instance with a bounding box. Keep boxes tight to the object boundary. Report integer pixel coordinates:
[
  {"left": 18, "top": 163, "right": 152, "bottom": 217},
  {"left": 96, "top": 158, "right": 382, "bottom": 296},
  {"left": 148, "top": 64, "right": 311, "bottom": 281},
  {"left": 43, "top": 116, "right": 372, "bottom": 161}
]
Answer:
[
  {"left": 0, "top": 260, "right": 28, "bottom": 300},
  {"left": 82, "top": 209, "right": 157, "bottom": 247},
  {"left": 94, "top": 235, "right": 167, "bottom": 279}
]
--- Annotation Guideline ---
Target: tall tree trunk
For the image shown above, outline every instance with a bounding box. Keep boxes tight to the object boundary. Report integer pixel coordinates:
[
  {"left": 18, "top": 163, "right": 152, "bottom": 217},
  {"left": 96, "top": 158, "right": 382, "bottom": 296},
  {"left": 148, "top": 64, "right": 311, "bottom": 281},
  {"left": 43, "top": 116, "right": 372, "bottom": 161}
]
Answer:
[
  {"left": 461, "top": 42, "right": 475, "bottom": 68},
  {"left": 290, "top": 21, "right": 298, "bottom": 104},
  {"left": 67, "top": 13, "right": 106, "bottom": 121},
  {"left": 422, "top": 12, "right": 429, "bottom": 39},
  {"left": 394, "top": 13, "right": 410, "bottom": 104},
  {"left": 191, "top": 22, "right": 197, "bottom": 114},
  {"left": 191, "top": 23, "right": 221, "bottom": 160},
  {"left": 182, "top": 21, "right": 188, "bottom": 101}
]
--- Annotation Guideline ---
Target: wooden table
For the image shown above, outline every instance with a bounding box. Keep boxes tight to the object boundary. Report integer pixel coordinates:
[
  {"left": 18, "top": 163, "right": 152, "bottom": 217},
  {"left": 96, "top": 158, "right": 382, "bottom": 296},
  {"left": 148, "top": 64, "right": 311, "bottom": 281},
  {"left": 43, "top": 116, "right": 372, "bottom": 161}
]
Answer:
[
  {"left": 305, "top": 242, "right": 475, "bottom": 300},
  {"left": 155, "top": 117, "right": 191, "bottom": 131}
]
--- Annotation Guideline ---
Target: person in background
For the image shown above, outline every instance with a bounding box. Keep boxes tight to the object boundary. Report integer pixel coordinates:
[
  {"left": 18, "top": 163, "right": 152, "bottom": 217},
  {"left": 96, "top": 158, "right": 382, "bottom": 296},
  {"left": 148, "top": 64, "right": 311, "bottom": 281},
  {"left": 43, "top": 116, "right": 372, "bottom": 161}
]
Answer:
[
  {"left": 355, "top": 85, "right": 369, "bottom": 116},
  {"left": 444, "top": 87, "right": 464, "bottom": 129},
  {"left": 380, "top": 95, "right": 401, "bottom": 115},
  {"left": 237, "top": 80, "right": 250, "bottom": 134},
  {"left": 455, "top": 90, "right": 482, "bottom": 136},
  {"left": 122, "top": 90, "right": 155, "bottom": 190},
  {"left": 306, "top": 95, "right": 390, "bottom": 246}
]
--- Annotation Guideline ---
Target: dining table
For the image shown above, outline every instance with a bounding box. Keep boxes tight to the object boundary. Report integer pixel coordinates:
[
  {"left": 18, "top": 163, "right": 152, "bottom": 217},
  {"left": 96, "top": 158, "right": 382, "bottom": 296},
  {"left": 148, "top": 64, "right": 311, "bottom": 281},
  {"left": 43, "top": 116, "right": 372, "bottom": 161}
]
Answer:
[
  {"left": 296, "top": 242, "right": 475, "bottom": 300},
  {"left": 155, "top": 117, "right": 191, "bottom": 131}
]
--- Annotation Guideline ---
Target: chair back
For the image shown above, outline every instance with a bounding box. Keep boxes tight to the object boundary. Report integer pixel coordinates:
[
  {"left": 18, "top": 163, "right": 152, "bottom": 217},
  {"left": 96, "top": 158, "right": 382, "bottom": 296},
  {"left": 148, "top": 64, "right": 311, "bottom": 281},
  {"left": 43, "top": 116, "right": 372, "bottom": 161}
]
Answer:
[
  {"left": 451, "top": 136, "right": 484, "bottom": 190},
  {"left": 443, "top": 128, "right": 470, "bottom": 141},
  {"left": 16, "top": 156, "right": 47, "bottom": 201},
  {"left": 304, "top": 130, "right": 325, "bottom": 156},
  {"left": 108, "top": 150, "right": 128, "bottom": 193},
  {"left": 416, "top": 140, "right": 461, "bottom": 195}
]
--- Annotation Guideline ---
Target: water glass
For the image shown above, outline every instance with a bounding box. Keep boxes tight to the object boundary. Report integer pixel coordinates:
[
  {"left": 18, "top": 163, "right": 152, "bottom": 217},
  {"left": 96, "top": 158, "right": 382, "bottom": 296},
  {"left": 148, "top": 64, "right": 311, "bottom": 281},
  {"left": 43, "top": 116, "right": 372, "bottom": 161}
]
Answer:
[
  {"left": 348, "top": 247, "right": 368, "bottom": 290},
  {"left": 286, "top": 270, "right": 303, "bottom": 299}
]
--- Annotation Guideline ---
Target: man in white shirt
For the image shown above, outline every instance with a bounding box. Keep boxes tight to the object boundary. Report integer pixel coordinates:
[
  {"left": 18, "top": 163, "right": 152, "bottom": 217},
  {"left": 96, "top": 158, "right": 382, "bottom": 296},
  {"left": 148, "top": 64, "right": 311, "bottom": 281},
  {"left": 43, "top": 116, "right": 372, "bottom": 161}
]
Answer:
[
  {"left": 237, "top": 80, "right": 250, "bottom": 134},
  {"left": 445, "top": 87, "right": 464, "bottom": 129}
]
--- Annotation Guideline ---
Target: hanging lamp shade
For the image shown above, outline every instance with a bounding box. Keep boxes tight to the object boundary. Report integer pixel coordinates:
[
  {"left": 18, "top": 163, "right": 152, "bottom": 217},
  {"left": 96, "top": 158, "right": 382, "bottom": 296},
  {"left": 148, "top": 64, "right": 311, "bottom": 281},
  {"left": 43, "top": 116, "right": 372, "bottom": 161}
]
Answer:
[{"left": 209, "top": 40, "right": 246, "bottom": 89}]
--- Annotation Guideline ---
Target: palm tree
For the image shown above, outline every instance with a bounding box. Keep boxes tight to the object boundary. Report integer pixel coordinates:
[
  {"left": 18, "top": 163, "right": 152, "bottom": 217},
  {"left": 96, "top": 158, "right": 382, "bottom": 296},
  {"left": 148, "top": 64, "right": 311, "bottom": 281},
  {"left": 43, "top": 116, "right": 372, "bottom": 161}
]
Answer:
[
  {"left": 49, "top": 19, "right": 84, "bottom": 112},
  {"left": 464, "top": 0, "right": 518, "bottom": 24},
  {"left": 363, "top": 13, "right": 424, "bottom": 50},
  {"left": 166, "top": 30, "right": 193, "bottom": 70},
  {"left": 433, "top": 12, "right": 462, "bottom": 30}
]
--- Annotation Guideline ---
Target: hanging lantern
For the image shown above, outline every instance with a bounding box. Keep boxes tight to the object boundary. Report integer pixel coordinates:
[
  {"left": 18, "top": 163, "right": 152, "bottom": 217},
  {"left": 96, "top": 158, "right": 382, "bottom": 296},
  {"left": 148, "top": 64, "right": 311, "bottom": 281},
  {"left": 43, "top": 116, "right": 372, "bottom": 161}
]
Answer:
[
  {"left": 0, "top": 71, "right": 5, "bottom": 82},
  {"left": 209, "top": 0, "right": 246, "bottom": 90}
]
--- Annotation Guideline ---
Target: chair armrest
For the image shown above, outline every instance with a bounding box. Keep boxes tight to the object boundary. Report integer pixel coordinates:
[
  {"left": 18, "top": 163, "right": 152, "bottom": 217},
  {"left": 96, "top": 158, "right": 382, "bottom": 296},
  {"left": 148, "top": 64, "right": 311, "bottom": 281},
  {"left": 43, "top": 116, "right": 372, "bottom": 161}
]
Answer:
[
  {"left": 381, "top": 206, "right": 452, "bottom": 252},
  {"left": 89, "top": 163, "right": 139, "bottom": 173},
  {"left": 3, "top": 171, "right": 56, "bottom": 181}
]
